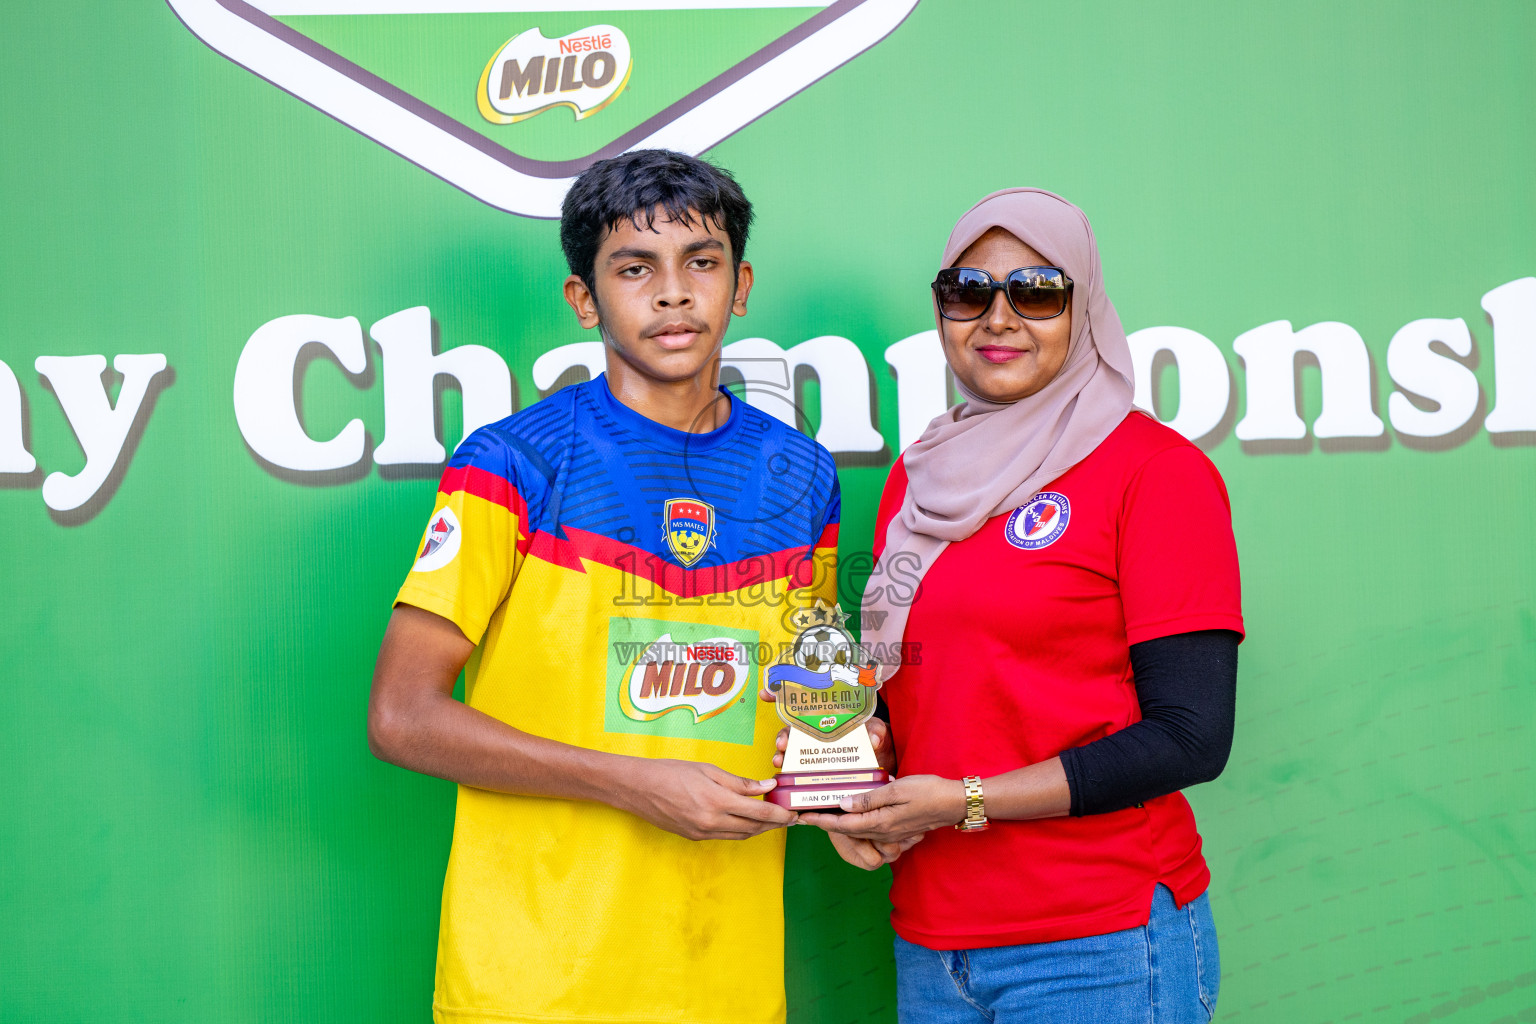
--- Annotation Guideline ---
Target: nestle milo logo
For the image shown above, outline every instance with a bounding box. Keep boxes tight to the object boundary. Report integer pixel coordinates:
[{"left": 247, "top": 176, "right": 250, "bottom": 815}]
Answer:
[
  {"left": 621, "top": 634, "right": 749, "bottom": 723},
  {"left": 604, "top": 618, "right": 760, "bottom": 746},
  {"left": 477, "top": 26, "right": 632, "bottom": 125},
  {"left": 167, "top": 0, "right": 921, "bottom": 217}
]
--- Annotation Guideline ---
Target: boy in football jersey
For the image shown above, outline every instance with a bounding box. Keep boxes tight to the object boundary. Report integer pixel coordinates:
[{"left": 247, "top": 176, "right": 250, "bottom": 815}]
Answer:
[{"left": 368, "top": 150, "right": 840, "bottom": 1024}]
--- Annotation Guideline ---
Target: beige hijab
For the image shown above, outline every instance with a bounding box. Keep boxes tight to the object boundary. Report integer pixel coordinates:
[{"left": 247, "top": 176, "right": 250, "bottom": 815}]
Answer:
[{"left": 862, "top": 188, "right": 1136, "bottom": 679}]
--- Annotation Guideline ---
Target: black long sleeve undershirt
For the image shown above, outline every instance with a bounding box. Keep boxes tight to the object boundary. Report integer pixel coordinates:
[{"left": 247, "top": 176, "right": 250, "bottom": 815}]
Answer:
[{"left": 1057, "top": 629, "right": 1239, "bottom": 816}]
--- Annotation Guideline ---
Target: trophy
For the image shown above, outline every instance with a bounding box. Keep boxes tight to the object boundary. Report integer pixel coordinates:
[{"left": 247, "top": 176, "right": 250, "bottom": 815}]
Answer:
[{"left": 763, "top": 602, "right": 889, "bottom": 811}]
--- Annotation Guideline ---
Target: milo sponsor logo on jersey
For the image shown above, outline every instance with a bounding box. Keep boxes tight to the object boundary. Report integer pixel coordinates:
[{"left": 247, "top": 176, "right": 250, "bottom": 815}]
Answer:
[
  {"left": 622, "top": 635, "right": 749, "bottom": 721},
  {"left": 605, "top": 618, "right": 760, "bottom": 745}
]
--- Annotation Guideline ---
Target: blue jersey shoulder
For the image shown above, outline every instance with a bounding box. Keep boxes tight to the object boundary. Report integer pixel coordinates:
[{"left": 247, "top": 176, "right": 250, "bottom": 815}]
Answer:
[
  {"left": 733, "top": 401, "right": 842, "bottom": 530},
  {"left": 448, "top": 380, "right": 841, "bottom": 551},
  {"left": 447, "top": 383, "right": 585, "bottom": 529}
]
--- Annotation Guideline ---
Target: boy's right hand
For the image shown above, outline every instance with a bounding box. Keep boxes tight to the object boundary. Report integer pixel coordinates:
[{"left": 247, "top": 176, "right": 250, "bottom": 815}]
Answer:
[{"left": 620, "top": 759, "right": 797, "bottom": 841}]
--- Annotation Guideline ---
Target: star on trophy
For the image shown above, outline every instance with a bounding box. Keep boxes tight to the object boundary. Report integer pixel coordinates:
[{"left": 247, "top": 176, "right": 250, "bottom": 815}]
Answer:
[{"left": 763, "top": 601, "right": 888, "bottom": 811}]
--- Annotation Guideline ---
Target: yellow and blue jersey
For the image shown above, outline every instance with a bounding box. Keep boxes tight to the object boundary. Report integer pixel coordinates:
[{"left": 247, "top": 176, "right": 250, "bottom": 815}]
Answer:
[{"left": 395, "top": 375, "right": 840, "bottom": 1024}]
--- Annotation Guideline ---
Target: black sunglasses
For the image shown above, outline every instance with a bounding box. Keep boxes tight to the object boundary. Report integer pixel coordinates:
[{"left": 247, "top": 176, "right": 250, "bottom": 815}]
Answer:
[{"left": 932, "top": 266, "right": 1073, "bottom": 321}]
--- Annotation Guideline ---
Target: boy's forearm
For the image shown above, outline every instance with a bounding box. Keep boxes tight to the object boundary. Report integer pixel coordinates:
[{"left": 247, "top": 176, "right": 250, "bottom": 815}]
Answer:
[
  {"left": 370, "top": 684, "right": 646, "bottom": 808},
  {"left": 369, "top": 606, "right": 794, "bottom": 839}
]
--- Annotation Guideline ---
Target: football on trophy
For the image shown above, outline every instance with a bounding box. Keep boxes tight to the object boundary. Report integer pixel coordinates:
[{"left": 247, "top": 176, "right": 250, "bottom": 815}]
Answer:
[{"left": 792, "top": 625, "right": 857, "bottom": 674}]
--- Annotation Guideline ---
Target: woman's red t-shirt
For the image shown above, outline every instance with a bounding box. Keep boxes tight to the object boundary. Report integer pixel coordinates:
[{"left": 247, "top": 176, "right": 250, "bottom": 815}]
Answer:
[{"left": 873, "top": 412, "right": 1244, "bottom": 949}]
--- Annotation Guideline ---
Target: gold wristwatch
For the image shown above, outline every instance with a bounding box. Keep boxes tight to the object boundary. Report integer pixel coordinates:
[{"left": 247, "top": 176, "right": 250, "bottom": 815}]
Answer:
[{"left": 955, "top": 776, "right": 989, "bottom": 831}]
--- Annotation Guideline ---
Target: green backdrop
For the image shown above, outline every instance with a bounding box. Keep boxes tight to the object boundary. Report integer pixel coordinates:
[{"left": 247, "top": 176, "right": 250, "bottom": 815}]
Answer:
[{"left": 2, "top": 3, "right": 1533, "bottom": 1023}]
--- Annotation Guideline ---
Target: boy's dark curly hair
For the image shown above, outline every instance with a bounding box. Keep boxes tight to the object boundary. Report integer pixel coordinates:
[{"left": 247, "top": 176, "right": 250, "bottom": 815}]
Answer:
[{"left": 560, "top": 149, "right": 753, "bottom": 291}]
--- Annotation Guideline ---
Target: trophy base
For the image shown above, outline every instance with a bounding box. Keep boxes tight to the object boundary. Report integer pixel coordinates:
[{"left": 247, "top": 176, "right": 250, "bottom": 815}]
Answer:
[{"left": 765, "top": 768, "right": 889, "bottom": 811}]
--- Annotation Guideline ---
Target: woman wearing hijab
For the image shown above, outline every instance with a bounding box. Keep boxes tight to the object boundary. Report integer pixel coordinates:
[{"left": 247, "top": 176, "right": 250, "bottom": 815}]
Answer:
[{"left": 800, "top": 189, "right": 1243, "bottom": 1022}]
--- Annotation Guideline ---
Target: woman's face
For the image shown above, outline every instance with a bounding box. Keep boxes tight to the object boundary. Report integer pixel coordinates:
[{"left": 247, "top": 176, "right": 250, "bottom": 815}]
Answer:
[{"left": 938, "top": 227, "right": 1072, "bottom": 404}]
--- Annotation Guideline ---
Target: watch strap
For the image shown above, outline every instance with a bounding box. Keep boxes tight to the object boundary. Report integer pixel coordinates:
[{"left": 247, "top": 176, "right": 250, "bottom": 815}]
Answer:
[{"left": 955, "top": 775, "right": 989, "bottom": 831}]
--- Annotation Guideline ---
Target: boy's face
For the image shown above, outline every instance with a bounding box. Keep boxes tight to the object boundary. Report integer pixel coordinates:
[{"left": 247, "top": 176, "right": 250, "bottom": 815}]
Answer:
[{"left": 563, "top": 208, "right": 752, "bottom": 386}]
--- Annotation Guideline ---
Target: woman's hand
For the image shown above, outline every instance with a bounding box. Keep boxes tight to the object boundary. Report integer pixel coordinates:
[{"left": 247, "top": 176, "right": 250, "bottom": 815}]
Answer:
[
  {"left": 800, "top": 775, "right": 965, "bottom": 843},
  {"left": 757, "top": 686, "right": 925, "bottom": 861},
  {"left": 825, "top": 831, "right": 927, "bottom": 871}
]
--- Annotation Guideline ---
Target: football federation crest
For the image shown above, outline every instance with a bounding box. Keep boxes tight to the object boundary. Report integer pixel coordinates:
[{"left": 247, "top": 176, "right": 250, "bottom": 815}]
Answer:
[
  {"left": 663, "top": 497, "right": 716, "bottom": 567},
  {"left": 765, "top": 601, "right": 879, "bottom": 742},
  {"left": 413, "top": 506, "right": 461, "bottom": 571},
  {"left": 1004, "top": 491, "right": 1070, "bottom": 550}
]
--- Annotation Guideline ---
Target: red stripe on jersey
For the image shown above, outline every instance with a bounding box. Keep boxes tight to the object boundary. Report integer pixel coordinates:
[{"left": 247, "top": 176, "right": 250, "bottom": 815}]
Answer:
[
  {"left": 440, "top": 465, "right": 520, "bottom": 509},
  {"left": 439, "top": 465, "right": 530, "bottom": 554},
  {"left": 527, "top": 525, "right": 824, "bottom": 598}
]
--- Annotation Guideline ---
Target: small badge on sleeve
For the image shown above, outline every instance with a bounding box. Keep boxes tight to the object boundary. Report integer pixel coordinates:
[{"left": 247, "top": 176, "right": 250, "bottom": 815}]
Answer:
[
  {"left": 413, "top": 507, "right": 462, "bottom": 572},
  {"left": 1005, "top": 491, "right": 1070, "bottom": 550}
]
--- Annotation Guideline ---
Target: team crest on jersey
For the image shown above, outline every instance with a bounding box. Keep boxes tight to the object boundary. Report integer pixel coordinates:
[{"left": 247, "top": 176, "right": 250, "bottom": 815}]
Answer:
[
  {"left": 413, "top": 507, "right": 461, "bottom": 572},
  {"left": 1005, "top": 492, "right": 1070, "bottom": 550},
  {"left": 664, "top": 498, "right": 716, "bottom": 567}
]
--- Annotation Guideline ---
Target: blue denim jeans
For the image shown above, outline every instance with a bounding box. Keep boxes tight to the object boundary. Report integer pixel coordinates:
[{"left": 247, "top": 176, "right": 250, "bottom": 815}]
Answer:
[{"left": 893, "top": 885, "right": 1220, "bottom": 1024}]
